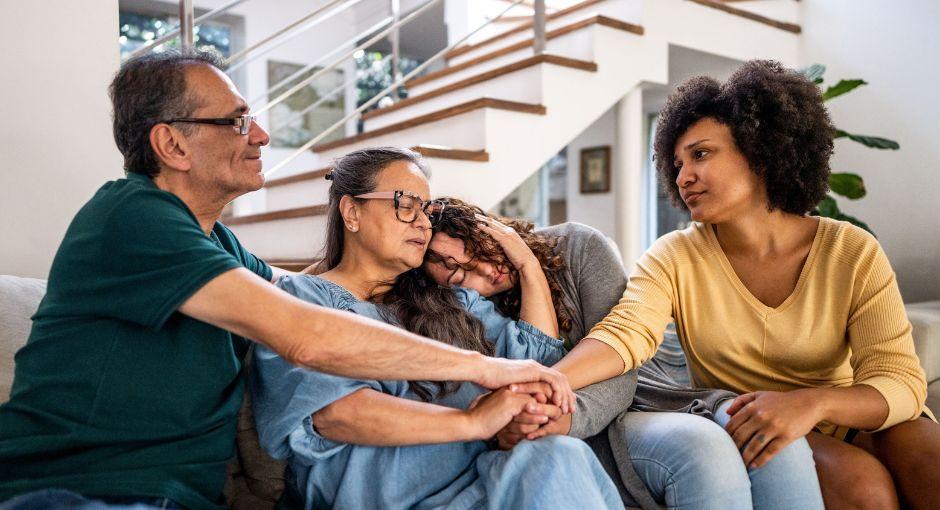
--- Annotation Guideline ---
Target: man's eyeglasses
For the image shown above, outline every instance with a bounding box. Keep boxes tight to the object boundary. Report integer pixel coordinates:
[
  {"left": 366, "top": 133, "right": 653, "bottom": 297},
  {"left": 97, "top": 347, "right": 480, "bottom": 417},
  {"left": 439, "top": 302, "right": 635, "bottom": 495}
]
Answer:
[
  {"left": 353, "top": 190, "right": 446, "bottom": 225},
  {"left": 161, "top": 114, "right": 257, "bottom": 135}
]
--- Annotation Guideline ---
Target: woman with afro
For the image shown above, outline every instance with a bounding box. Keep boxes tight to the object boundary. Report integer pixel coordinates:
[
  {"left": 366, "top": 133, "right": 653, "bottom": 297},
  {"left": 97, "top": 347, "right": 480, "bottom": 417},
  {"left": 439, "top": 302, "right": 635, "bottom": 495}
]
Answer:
[{"left": 556, "top": 60, "right": 938, "bottom": 509}]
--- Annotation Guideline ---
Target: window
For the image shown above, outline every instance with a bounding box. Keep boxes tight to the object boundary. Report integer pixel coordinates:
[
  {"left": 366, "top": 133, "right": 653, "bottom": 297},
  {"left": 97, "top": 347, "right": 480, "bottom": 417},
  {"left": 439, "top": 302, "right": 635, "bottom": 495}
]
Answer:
[{"left": 119, "top": 10, "right": 232, "bottom": 60}]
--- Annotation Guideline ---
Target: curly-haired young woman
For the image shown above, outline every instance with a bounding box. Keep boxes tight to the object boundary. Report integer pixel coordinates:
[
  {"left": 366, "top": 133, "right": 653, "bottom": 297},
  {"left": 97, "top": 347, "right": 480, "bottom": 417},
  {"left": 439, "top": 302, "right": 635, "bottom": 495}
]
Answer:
[{"left": 557, "top": 60, "right": 939, "bottom": 509}]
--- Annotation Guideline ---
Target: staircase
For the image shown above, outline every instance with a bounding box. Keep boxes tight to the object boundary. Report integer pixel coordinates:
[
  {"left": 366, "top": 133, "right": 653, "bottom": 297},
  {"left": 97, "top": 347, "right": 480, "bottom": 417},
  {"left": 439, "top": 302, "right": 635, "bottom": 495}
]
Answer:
[{"left": 226, "top": 0, "right": 800, "bottom": 265}]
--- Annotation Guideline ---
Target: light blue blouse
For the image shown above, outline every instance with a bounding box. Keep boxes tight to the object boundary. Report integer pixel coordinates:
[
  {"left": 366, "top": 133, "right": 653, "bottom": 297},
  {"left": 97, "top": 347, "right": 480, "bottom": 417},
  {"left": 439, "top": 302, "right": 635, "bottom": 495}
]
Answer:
[{"left": 250, "top": 275, "right": 571, "bottom": 509}]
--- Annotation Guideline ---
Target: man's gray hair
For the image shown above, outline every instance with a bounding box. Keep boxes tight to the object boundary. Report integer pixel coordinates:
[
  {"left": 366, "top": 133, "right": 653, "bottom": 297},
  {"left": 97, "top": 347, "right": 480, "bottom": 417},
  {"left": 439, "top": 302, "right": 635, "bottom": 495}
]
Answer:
[{"left": 109, "top": 50, "right": 225, "bottom": 177}]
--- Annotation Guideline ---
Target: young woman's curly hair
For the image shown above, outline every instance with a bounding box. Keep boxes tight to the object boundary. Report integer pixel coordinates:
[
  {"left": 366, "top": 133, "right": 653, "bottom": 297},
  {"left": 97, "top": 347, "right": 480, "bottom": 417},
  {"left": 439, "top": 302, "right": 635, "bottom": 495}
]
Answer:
[
  {"left": 431, "top": 197, "right": 573, "bottom": 333},
  {"left": 654, "top": 59, "right": 834, "bottom": 215}
]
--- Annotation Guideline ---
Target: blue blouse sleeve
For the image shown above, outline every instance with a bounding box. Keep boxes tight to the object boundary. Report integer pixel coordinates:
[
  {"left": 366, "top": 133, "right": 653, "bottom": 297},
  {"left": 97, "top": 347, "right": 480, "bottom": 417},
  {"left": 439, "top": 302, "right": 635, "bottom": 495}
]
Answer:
[
  {"left": 454, "top": 287, "right": 566, "bottom": 366},
  {"left": 250, "top": 275, "right": 384, "bottom": 462}
]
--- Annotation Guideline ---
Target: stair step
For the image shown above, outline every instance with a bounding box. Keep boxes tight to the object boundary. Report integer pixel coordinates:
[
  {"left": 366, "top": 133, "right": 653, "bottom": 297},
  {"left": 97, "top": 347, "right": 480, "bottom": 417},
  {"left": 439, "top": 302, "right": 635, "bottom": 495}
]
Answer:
[
  {"left": 406, "top": 16, "right": 642, "bottom": 89},
  {"left": 413, "top": 145, "right": 490, "bottom": 162},
  {"left": 446, "top": 0, "right": 605, "bottom": 61},
  {"left": 311, "top": 98, "right": 546, "bottom": 154},
  {"left": 264, "top": 145, "right": 488, "bottom": 189},
  {"left": 362, "top": 54, "right": 595, "bottom": 122},
  {"left": 268, "top": 259, "right": 318, "bottom": 272},
  {"left": 264, "top": 167, "right": 331, "bottom": 189},
  {"left": 689, "top": 0, "right": 800, "bottom": 33},
  {"left": 224, "top": 204, "right": 328, "bottom": 226}
]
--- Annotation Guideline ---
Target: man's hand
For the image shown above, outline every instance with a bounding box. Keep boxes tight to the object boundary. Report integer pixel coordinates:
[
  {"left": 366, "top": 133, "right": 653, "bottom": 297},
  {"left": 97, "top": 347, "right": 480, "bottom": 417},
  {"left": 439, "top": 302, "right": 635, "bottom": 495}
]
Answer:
[
  {"left": 724, "top": 389, "right": 822, "bottom": 469},
  {"left": 474, "top": 358, "right": 576, "bottom": 414}
]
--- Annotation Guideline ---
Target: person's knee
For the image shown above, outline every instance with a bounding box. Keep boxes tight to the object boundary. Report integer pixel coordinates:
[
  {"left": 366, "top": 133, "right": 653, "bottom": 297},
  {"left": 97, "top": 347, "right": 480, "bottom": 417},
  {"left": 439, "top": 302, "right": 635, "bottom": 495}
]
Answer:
[
  {"left": 753, "top": 435, "right": 816, "bottom": 476},
  {"left": 652, "top": 415, "right": 751, "bottom": 492},
  {"left": 816, "top": 444, "right": 898, "bottom": 510},
  {"left": 839, "top": 462, "right": 897, "bottom": 510},
  {"left": 522, "top": 435, "right": 594, "bottom": 464}
]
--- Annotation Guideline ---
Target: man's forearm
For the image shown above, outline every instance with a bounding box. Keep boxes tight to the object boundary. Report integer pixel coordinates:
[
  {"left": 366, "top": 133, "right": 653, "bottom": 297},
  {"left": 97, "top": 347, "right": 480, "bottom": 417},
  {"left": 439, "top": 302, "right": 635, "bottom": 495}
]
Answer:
[
  {"left": 182, "top": 268, "right": 486, "bottom": 382},
  {"left": 266, "top": 296, "right": 488, "bottom": 382}
]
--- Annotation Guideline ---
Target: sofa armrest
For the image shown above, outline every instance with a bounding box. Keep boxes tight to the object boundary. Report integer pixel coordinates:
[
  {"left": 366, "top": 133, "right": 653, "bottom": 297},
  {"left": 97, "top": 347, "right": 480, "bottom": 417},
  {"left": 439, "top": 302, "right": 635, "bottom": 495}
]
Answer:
[{"left": 906, "top": 301, "right": 940, "bottom": 385}]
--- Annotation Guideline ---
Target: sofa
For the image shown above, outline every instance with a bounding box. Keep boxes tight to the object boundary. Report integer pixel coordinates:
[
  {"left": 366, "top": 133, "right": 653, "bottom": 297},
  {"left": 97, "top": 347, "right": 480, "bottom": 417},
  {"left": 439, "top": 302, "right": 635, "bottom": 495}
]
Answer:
[{"left": 2, "top": 274, "right": 940, "bottom": 508}]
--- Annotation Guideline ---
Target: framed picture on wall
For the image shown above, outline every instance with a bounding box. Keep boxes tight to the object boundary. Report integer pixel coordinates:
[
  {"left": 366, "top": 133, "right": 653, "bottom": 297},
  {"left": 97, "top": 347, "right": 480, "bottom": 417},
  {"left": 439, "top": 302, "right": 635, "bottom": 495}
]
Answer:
[{"left": 580, "top": 145, "right": 611, "bottom": 193}]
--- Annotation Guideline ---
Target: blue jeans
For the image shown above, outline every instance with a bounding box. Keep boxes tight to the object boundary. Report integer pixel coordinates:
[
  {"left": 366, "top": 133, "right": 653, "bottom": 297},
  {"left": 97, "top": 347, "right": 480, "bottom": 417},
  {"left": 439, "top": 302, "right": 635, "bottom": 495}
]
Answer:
[
  {"left": 0, "top": 489, "right": 182, "bottom": 510},
  {"left": 619, "top": 400, "right": 824, "bottom": 510}
]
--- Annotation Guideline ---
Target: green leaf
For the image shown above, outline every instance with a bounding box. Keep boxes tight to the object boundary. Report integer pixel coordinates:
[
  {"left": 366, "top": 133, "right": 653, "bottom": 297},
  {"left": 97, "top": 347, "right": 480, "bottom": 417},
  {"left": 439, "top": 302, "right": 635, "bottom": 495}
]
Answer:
[
  {"left": 822, "top": 79, "right": 867, "bottom": 101},
  {"left": 800, "top": 64, "right": 826, "bottom": 83},
  {"left": 813, "top": 195, "right": 875, "bottom": 235},
  {"left": 815, "top": 195, "right": 839, "bottom": 217},
  {"left": 835, "top": 212, "right": 875, "bottom": 236},
  {"left": 833, "top": 129, "right": 900, "bottom": 150},
  {"left": 828, "top": 172, "right": 866, "bottom": 199}
]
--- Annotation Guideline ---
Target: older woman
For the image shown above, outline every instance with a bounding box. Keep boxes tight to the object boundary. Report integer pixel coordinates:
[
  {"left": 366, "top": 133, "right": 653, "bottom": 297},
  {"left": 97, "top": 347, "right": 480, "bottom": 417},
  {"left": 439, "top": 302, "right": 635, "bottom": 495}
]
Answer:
[
  {"left": 249, "top": 147, "right": 619, "bottom": 510},
  {"left": 558, "top": 60, "right": 939, "bottom": 509}
]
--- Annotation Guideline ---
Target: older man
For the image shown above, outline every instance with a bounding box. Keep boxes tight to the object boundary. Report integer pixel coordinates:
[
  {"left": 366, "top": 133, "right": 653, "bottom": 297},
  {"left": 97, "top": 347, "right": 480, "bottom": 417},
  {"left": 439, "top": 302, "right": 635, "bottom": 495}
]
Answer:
[{"left": 0, "top": 51, "right": 572, "bottom": 510}]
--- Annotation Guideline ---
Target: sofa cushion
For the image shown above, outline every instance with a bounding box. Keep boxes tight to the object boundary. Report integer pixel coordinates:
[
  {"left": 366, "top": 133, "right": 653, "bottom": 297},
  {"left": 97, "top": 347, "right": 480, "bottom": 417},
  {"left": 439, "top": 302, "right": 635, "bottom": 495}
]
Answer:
[
  {"left": 927, "top": 380, "right": 940, "bottom": 419},
  {"left": 0, "top": 275, "right": 47, "bottom": 403},
  {"left": 907, "top": 300, "right": 940, "bottom": 384}
]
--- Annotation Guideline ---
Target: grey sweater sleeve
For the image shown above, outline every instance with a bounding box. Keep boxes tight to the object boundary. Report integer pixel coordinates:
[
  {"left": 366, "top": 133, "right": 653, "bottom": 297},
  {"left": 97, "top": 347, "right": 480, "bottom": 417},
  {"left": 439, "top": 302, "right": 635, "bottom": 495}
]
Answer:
[
  {"left": 539, "top": 223, "right": 638, "bottom": 439},
  {"left": 568, "top": 370, "right": 638, "bottom": 439}
]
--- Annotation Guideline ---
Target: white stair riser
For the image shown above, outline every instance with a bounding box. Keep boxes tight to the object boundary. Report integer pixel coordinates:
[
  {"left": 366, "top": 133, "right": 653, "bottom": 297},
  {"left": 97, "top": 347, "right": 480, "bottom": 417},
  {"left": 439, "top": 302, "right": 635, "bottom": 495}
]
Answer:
[
  {"left": 227, "top": 215, "right": 328, "bottom": 261},
  {"left": 313, "top": 109, "right": 489, "bottom": 162},
  {"left": 643, "top": 0, "right": 798, "bottom": 66},
  {"left": 365, "top": 66, "right": 545, "bottom": 131},
  {"left": 408, "top": 28, "right": 595, "bottom": 97},
  {"left": 265, "top": 178, "right": 333, "bottom": 212}
]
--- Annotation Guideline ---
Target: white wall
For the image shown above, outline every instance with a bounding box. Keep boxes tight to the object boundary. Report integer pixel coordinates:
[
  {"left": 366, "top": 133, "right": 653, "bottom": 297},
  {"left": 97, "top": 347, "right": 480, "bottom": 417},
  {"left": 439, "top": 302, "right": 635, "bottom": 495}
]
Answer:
[
  {"left": 0, "top": 1, "right": 122, "bottom": 279},
  {"left": 799, "top": 0, "right": 940, "bottom": 302},
  {"left": 566, "top": 108, "right": 617, "bottom": 238}
]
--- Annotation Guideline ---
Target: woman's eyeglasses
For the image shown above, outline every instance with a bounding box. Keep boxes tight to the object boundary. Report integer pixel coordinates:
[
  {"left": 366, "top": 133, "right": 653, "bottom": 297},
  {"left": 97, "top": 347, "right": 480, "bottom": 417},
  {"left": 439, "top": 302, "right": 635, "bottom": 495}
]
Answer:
[{"left": 353, "top": 190, "right": 446, "bottom": 225}]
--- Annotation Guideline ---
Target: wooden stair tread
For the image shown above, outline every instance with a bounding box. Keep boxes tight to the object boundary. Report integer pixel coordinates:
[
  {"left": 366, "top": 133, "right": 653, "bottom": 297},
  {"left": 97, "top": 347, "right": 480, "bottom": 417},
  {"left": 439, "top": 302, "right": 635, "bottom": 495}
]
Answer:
[
  {"left": 689, "top": 0, "right": 801, "bottom": 33},
  {"left": 362, "top": 54, "right": 595, "bottom": 121},
  {"left": 311, "top": 98, "right": 546, "bottom": 153},
  {"left": 268, "top": 258, "right": 318, "bottom": 272},
  {"left": 264, "top": 167, "right": 331, "bottom": 188},
  {"left": 407, "top": 16, "right": 642, "bottom": 88},
  {"left": 412, "top": 145, "right": 490, "bottom": 162},
  {"left": 446, "top": 0, "right": 605, "bottom": 60},
  {"left": 224, "top": 204, "right": 328, "bottom": 225}
]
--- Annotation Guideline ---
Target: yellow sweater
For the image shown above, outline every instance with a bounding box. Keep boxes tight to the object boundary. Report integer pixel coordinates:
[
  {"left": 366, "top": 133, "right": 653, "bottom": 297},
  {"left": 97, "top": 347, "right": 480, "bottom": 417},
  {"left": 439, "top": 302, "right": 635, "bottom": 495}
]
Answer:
[{"left": 589, "top": 217, "right": 929, "bottom": 434}]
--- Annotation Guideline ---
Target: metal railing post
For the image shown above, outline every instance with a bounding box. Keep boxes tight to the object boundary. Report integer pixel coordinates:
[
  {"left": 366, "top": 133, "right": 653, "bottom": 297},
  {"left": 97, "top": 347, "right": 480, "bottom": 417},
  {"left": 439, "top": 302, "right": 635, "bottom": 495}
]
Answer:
[
  {"left": 179, "top": 0, "right": 195, "bottom": 52},
  {"left": 390, "top": 0, "right": 401, "bottom": 100},
  {"left": 533, "top": 0, "right": 546, "bottom": 54}
]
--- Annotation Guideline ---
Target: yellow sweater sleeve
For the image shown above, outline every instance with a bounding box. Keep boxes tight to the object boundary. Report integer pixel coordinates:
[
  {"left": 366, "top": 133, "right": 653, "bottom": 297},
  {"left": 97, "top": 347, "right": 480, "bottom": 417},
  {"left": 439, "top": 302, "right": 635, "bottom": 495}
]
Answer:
[
  {"left": 848, "top": 239, "right": 928, "bottom": 431},
  {"left": 586, "top": 237, "right": 677, "bottom": 373}
]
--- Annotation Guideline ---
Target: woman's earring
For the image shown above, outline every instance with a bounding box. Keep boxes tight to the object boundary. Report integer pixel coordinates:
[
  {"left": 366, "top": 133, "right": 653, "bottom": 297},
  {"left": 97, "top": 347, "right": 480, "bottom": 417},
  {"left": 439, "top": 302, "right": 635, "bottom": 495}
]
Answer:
[{"left": 346, "top": 224, "right": 358, "bottom": 232}]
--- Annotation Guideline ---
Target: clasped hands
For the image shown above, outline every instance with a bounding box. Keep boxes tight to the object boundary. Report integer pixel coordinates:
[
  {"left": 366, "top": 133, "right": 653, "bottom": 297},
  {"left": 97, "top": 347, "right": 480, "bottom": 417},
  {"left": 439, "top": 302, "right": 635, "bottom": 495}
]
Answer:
[{"left": 468, "top": 382, "right": 572, "bottom": 449}]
